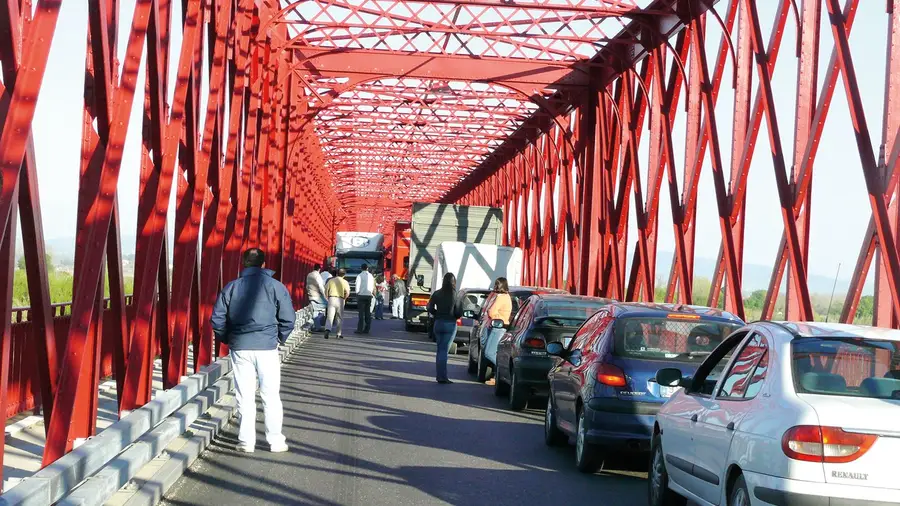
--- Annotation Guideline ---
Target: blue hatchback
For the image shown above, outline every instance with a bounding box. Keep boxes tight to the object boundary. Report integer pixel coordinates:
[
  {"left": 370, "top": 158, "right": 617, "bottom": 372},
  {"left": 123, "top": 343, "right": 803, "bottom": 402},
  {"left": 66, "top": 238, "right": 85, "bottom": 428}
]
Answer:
[{"left": 544, "top": 303, "right": 744, "bottom": 473}]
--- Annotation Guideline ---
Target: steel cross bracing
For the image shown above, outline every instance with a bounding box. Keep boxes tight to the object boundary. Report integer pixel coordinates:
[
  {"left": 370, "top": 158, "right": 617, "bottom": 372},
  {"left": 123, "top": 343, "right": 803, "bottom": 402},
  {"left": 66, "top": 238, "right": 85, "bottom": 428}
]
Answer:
[{"left": 0, "top": 0, "right": 899, "bottom": 482}]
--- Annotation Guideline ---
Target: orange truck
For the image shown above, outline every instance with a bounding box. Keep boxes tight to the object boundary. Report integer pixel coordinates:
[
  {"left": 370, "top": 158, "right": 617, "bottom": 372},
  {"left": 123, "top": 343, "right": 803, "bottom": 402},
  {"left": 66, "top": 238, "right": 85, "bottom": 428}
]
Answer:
[{"left": 391, "top": 221, "right": 411, "bottom": 280}]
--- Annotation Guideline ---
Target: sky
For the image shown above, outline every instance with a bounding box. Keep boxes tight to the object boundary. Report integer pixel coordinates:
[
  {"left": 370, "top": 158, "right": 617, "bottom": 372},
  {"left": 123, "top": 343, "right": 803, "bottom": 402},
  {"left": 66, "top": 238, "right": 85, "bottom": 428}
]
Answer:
[{"left": 21, "top": 0, "right": 894, "bottom": 296}]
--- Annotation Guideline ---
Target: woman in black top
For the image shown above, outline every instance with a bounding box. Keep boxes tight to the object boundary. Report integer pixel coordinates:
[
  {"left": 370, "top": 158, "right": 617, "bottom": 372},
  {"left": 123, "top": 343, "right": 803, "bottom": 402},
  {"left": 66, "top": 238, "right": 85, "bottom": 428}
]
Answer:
[{"left": 427, "top": 273, "right": 463, "bottom": 384}]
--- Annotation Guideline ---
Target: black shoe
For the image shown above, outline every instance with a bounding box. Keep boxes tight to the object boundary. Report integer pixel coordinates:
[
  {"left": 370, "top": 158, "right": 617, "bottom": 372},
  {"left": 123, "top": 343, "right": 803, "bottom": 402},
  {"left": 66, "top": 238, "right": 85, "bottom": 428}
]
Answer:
[
  {"left": 338, "top": 335, "right": 344, "bottom": 339},
  {"left": 437, "top": 379, "right": 453, "bottom": 384},
  {"left": 354, "top": 330, "right": 362, "bottom": 334},
  {"left": 324, "top": 331, "right": 330, "bottom": 340}
]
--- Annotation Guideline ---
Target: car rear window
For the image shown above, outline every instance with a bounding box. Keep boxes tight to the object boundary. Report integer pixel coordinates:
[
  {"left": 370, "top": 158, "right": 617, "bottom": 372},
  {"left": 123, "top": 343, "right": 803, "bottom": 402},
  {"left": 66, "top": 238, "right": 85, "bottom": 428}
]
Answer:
[
  {"left": 613, "top": 317, "right": 742, "bottom": 362},
  {"left": 792, "top": 337, "right": 900, "bottom": 399},
  {"left": 535, "top": 303, "right": 605, "bottom": 326}
]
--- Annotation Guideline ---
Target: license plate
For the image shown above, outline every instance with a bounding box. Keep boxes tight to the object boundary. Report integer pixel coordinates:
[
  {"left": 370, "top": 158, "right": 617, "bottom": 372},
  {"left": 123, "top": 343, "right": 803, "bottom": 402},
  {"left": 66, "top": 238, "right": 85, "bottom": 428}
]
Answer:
[{"left": 659, "top": 386, "right": 679, "bottom": 398}]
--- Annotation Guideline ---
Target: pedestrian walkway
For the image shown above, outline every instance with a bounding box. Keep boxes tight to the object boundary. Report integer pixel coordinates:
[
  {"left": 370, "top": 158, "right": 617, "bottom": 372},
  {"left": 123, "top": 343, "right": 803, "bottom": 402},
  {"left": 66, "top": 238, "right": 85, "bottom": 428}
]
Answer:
[
  {"left": 162, "top": 314, "right": 646, "bottom": 506},
  {"left": 3, "top": 354, "right": 195, "bottom": 492}
]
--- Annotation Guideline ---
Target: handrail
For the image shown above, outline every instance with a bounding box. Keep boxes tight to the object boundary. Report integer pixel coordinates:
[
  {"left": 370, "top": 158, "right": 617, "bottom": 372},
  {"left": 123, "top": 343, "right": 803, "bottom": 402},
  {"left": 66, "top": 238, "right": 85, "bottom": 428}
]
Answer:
[{"left": 11, "top": 295, "right": 136, "bottom": 323}]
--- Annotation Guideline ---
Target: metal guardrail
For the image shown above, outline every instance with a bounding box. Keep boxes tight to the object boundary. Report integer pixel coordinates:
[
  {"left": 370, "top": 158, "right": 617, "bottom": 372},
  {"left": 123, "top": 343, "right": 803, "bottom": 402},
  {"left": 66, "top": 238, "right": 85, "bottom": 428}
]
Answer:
[{"left": 1, "top": 306, "right": 314, "bottom": 506}]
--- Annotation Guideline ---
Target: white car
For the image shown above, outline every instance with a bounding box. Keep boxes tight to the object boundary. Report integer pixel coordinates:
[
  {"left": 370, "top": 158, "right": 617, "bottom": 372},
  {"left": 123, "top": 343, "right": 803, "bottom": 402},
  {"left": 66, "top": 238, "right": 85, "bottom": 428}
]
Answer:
[{"left": 649, "top": 321, "right": 900, "bottom": 506}]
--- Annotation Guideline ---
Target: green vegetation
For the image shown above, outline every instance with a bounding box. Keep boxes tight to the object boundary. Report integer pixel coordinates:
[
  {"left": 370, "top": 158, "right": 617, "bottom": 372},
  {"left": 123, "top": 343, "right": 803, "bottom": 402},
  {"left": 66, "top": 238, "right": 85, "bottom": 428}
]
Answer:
[
  {"left": 11, "top": 253, "right": 133, "bottom": 309},
  {"left": 652, "top": 277, "right": 875, "bottom": 324}
]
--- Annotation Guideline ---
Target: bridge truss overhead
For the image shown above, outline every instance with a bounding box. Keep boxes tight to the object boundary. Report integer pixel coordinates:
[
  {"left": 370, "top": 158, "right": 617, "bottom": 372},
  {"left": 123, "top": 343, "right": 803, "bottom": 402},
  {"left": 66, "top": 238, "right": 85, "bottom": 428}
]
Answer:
[{"left": 0, "top": 0, "right": 898, "bottom": 484}]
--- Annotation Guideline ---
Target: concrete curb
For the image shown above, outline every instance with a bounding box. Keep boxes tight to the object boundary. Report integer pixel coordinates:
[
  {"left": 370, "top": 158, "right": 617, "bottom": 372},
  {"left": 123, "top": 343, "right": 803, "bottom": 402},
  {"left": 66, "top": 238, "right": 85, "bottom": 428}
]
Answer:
[
  {"left": 0, "top": 307, "right": 313, "bottom": 506},
  {"left": 107, "top": 330, "right": 309, "bottom": 506},
  {"left": 0, "top": 359, "right": 232, "bottom": 506}
]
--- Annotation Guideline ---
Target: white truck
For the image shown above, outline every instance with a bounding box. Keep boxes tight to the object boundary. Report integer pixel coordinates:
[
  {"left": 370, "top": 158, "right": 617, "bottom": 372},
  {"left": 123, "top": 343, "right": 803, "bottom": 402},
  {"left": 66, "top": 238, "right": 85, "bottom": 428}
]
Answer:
[
  {"left": 431, "top": 242, "right": 523, "bottom": 292},
  {"left": 405, "top": 203, "right": 503, "bottom": 331},
  {"left": 329, "top": 232, "right": 385, "bottom": 307}
]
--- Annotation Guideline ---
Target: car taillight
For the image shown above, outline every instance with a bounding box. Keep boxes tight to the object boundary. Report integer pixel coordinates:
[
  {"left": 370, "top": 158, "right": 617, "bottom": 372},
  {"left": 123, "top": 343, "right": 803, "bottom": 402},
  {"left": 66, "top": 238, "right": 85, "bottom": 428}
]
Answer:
[
  {"left": 411, "top": 296, "right": 429, "bottom": 307},
  {"left": 782, "top": 426, "right": 877, "bottom": 463},
  {"left": 456, "top": 319, "right": 462, "bottom": 325},
  {"left": 522, "top": 337, "right": 545, "bottom": 349},
  {"left": 595, "top": 363, "right": 627, "bottom": 387}
]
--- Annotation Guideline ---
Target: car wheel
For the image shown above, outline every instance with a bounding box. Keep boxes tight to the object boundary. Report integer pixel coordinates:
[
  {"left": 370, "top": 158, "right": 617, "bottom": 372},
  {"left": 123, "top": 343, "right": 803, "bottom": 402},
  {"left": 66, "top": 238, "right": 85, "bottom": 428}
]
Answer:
[
  {"left": 449, "top": 342, "right": 458, "bottom": 355},
  {"left": 404, "top": 321, "right": 414, "bottom": 332},
  {"left": 494, "top": 367, "right": 510, "bottom": 397},
  {"left": 728, "top": 475, "right": 750, "bottom": 506},
  {"left": 476, "top": 347, "right": 490, "bottom": 382},
  {"left": 544, "top": 396, "right": 566, "bottom": 446},
  {"left": 575, "top": 407, "right": 601, "bottom": 473},
  {"left": 648, "top": 434, "right": 687, "bottom": 506},
  {"left": 508, "top": 367, "right": 528, "bottom": 411}
]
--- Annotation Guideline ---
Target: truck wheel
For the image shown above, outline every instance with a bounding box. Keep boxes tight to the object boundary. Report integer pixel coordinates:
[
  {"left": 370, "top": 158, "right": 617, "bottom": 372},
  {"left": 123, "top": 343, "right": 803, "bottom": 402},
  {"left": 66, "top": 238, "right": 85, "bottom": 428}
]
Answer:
[{"left": 449, "top": 342, "right": 458, "bottom": 355}]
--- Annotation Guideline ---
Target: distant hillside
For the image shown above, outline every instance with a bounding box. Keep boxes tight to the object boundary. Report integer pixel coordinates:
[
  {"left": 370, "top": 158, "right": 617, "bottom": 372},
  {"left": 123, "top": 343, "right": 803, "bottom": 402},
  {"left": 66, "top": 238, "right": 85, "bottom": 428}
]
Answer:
[
  {"left": 31, "top": 235, "right": 137, "bottom": 266},
  {"left": 654, "top": 251, "right": 874, "bottom": 296}
]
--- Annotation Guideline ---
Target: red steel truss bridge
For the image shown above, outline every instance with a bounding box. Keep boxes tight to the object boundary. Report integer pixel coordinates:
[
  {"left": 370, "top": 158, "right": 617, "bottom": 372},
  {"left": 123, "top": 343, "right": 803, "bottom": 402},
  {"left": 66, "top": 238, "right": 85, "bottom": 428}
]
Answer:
[{"left": 0, "top": 0, "right": 897, "bottom": 485}]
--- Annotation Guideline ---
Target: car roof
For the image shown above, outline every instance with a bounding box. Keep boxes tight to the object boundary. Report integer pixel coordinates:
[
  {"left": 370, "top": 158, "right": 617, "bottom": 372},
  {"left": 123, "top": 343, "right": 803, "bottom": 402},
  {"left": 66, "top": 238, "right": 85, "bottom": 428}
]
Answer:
[
  {"left": 765, "top": 321, "right": 900, "bottom": 342},
  {"left": 609, "top": 302, "right": 744, "bottom": 324},
  {"left": 508, "top": 286, "right": 569, "bottom": 295},
  {"left": 458, "top": 288, "right": 490, "bottom": 295},
  {"left": 531, "top": 294, "right": 614, "bottom": 305}
]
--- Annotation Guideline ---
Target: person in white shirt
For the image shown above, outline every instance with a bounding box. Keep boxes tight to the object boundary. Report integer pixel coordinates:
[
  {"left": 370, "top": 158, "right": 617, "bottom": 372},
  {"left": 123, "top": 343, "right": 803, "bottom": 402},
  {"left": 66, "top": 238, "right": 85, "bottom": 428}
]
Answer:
[
  {"left": 305, "top": 265, "right": 327, "bottom": 331},
  {"left": 354, "top": 263, "right": 376, "bottom": 334},
  {"left": 320, "top": 269, "right": 333, "bottom": 285}
]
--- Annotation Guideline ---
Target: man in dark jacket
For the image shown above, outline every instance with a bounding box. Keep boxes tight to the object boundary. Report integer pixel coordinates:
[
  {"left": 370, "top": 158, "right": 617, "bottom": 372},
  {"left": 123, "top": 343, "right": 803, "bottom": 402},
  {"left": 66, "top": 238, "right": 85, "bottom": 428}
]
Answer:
[{"left": 211, "top": 248, "right": 295, "bottom": 453}]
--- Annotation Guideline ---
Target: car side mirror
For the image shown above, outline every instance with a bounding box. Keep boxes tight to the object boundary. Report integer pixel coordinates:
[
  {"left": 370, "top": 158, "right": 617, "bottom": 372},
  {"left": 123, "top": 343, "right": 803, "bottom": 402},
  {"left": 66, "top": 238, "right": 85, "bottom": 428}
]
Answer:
[
  {"left": 656, "top": 368, "right": 686, "bottom": 388},
  {"left": 463, "top": 310, "right": 476, "bottom": 318},
  {"left": 546, "top": 342, "right": 565, "bottom": 356},
  {"left": 417, "top": 275, "right": 425, "bottom": 287},
  {"left": 490, "top": 319, "right": 505, "bottom": 329}
]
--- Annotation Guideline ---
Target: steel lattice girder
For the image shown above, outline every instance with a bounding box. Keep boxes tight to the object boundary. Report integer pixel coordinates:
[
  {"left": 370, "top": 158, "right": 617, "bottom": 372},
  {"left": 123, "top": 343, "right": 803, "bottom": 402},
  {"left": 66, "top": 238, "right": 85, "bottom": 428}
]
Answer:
[
  {"left": 452, "top": 0, "right": 900, "bottom": 327},
  {"left": 0, "top": 0, "right": 899, "bottom": 480}
]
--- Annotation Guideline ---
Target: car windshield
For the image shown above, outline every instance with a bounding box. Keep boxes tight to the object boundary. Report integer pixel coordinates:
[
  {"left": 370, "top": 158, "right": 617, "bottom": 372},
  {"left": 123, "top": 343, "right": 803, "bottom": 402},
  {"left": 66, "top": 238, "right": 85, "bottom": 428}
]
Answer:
[
  {"left": 534, "top": 303, "right": 605, "bottom": 326},
  {"left": 613, "top": 317, "right": 741, "bottom": 362},
  {"left": 792, "top": 337, "right": 900, "bottom": 399}
]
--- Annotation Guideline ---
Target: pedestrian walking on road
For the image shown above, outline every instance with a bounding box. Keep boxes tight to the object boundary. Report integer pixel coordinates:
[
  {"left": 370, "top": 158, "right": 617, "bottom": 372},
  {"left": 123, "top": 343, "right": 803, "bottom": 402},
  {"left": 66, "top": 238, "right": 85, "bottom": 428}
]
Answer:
[
  {"left": 391, "top": 274, "right": 407, "bottom": 319},
  {"left": 305, "top": 264, "right": 327, "bottom": 331},
  {"left": 374, "top": 274, "right": 387, "bottom": 319},
  {"left": 324, "top": 268, "right": 350, "bottom": 340},
  {"left": 320, "top": 267, "right": 333, "bottom": 285},
  {"left": 355, "top": 263, "right": 375, "bottom": 334},
  {"left": 483, "top": 277, "right": 511, "bottom": 387},
  {"left": 427, "top": 272, "right": 463, "bottom": 384},
  {"left": 210, "top": 248, "right": 294, "bottom": 453}
]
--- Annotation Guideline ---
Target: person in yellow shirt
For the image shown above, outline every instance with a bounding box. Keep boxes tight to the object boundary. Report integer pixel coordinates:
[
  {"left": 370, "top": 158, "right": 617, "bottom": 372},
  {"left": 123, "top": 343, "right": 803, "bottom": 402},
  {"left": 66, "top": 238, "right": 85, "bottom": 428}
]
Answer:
[
  {"left": 324, "top": 269, "right": 351, "bottom": 340},
  {"left": 484, "top": 277, "right": 511, "bottom": 385}
]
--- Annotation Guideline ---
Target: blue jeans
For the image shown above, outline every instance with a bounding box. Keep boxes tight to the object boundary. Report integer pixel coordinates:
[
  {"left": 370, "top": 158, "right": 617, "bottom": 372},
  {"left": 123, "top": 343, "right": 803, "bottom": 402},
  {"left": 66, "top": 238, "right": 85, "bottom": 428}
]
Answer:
[
  {"left": 374, "top": 295, "right": 384, "bottom": 319},
  {"left": 433, "top": 319, "right": 457, "bottom": 381},
  {"left": 484, "top": 327, "right": 504, "bottom": 365}
]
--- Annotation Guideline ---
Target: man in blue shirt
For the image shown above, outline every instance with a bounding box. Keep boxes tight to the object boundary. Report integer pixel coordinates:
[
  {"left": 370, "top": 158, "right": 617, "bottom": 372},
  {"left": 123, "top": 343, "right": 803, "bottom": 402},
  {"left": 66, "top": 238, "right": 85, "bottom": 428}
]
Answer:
[{"left": 211, "top": 248, "right": 295, "bottom": 453}]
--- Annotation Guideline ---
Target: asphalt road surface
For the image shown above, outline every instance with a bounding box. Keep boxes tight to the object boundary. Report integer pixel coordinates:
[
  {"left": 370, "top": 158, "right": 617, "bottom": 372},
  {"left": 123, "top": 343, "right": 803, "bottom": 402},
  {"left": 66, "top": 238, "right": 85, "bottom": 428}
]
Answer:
[{"left": 162, "top": 313, "right": 649, "bottom": 506}]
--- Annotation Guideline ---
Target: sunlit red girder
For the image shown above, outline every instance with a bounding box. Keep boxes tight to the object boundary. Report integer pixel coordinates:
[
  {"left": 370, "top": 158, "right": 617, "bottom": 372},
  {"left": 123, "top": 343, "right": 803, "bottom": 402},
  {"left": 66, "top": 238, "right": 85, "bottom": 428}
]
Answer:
[
  {"left": 2, "top": 0, "right": 900, "bottom": 481},
  {"left": 0, "top": 0, "right": 59, "bottom": 446}
]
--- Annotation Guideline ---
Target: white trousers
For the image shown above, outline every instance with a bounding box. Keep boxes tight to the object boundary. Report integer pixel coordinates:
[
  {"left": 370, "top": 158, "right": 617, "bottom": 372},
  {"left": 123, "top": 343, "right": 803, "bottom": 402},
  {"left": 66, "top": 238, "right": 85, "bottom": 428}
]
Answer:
[
  {"left": 325, "top": 296, "right": 345, "bottom": 336},
  {"left": 392, "top": 296, "right": 405, "bottom": 319},
  {"left": 231, "top": 349, "right": 286, "bottom": 448}
]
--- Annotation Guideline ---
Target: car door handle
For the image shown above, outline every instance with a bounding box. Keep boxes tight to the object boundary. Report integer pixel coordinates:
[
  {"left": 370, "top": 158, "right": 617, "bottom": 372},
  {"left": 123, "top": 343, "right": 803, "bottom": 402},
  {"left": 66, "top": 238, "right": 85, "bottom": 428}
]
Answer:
[
  {"left": 690, "top": 414, "right": 698, "bottom": 423},
  {"left": 726, "top": 422, "right": 735, "bottom": 431}
]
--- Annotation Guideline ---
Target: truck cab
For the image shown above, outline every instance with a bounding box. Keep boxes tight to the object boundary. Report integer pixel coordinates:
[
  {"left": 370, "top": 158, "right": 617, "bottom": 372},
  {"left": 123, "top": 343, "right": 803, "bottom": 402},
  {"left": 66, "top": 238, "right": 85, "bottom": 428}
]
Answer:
[{"left": 332, "top": 232, "right": 385, "bottom": 307}]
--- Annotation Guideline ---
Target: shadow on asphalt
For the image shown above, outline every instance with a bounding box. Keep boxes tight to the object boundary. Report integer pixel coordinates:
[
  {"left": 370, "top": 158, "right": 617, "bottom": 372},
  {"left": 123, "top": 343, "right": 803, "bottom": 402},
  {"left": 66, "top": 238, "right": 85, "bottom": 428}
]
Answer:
[{"left": 163, "top": 315, "right": 649, "bottom": 506}]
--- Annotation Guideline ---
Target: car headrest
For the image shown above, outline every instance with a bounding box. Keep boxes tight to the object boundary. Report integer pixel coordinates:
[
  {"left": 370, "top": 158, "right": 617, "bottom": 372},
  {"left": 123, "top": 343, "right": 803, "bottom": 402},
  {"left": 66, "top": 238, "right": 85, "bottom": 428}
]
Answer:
[
  {"left": 859, "top": 377, "right": 900, "bottom": 398},
  {"left": 800, "top": 372, "right": 847, "bottom": 394}
]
